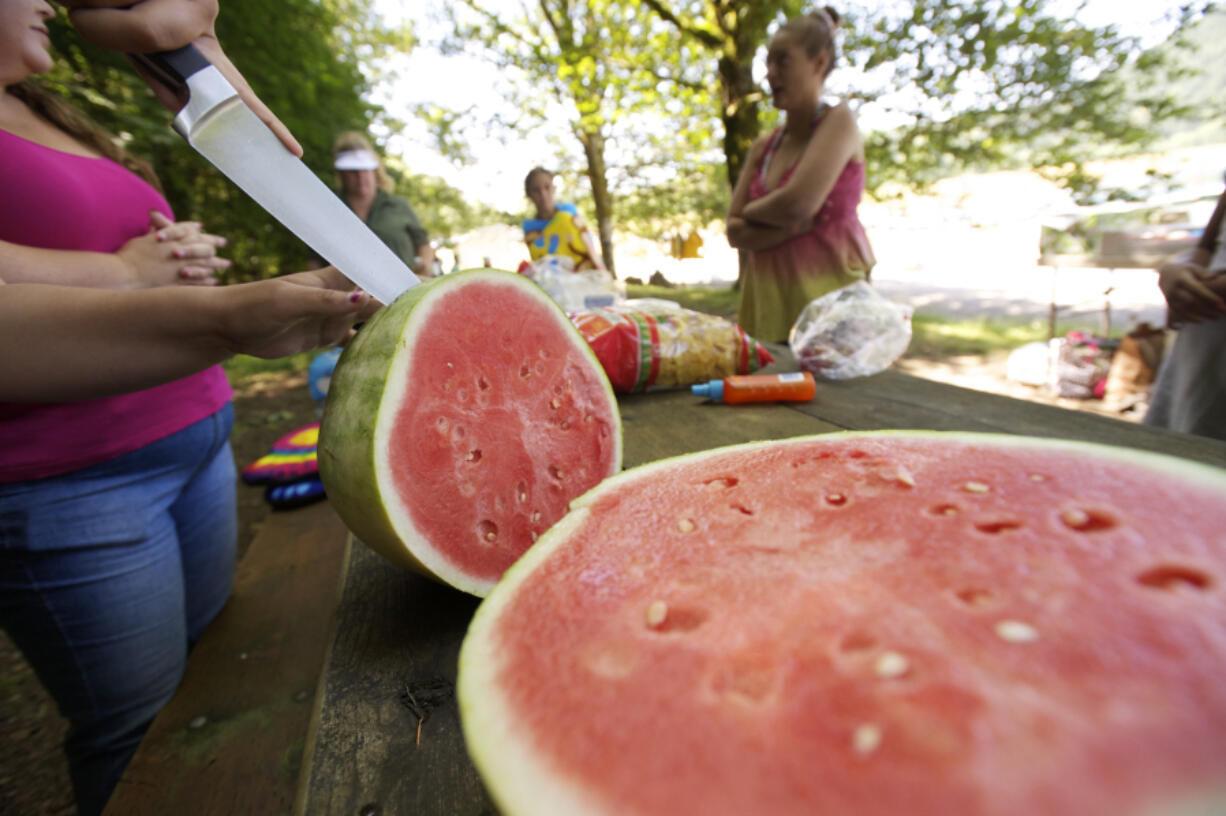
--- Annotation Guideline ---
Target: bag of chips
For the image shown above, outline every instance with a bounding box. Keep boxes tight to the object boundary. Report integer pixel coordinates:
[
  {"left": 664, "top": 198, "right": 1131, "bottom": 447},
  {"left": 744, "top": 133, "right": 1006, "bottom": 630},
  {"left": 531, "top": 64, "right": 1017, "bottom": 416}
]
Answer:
[{"left": 571, "top": 299, "right": 774, "bottom": 394}]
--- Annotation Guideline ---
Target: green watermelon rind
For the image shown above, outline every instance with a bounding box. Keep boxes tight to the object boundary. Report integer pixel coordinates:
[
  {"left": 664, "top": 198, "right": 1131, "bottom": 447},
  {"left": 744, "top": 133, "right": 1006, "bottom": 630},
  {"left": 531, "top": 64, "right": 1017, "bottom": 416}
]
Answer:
[
  {"left": 458, "top": 430, "right": 1226, "bottom": 816},
  {"left": 318, "top": 269, "right": 623, "bottom": 596}
]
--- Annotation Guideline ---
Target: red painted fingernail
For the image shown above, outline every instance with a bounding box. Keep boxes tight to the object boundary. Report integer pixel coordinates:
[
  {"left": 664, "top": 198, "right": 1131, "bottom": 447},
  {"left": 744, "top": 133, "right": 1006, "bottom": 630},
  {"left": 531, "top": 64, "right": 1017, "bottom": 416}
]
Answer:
[{"left": 348, "top": 291, "right": 362, "bottom": 303}]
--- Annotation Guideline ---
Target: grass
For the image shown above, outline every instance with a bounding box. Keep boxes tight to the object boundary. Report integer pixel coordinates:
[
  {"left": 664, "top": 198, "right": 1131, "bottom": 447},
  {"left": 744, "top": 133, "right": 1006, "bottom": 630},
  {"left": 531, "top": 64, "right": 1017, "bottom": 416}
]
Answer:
[
  {"left": 907, "top": 314, "right": 1101, "bottom": 359},
  {"left": 624, "top": 283, "right": 741, "bottom": 319},
  {"left": 221, "top": 351, "right": 315, "bottom": 383}
]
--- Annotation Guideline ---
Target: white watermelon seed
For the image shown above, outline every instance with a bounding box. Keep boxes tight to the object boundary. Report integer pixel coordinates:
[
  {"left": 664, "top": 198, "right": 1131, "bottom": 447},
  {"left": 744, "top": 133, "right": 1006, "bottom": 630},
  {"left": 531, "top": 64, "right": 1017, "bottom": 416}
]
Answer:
[
  {"left": 549, "top": 465, "right": 564, "bottom": 481},
  {"left": 645, "top": 600, "right": 668, "bottom": 627},
  {"left": 963, "top": 481, "right": 991, "bottom": 493},
  {"left": 874, "top": 651, "right": 910, "bottom": 679},
  {"left": 550, "top": 398, "right": 561, "bottom": 409},
  {"left": 1061, "top": 508, "right": 1089, "bottom": 526},
  {"left": 477, "top": 520, "right": 498, "bottom": 543},
  {"left": 852, "top": 724, "right": 882, "bottom": 756},
  {"left": 1029, "top": 473, "right": 1047, "bottom": 482},
  {"left": 895, "top": 466, "right": 916, "bottom": 487},
  {"left": 677, "top": 518, "right": 696, "bottom": 533},
  {"left": 995, "top": 620, "right": 1039, "bottom": 642},
  {"left": 531, "top": 511, "right": 542, "bottom": 523},
  {"left": 466, "top": 449, "right": 482, "bottom": 463}
]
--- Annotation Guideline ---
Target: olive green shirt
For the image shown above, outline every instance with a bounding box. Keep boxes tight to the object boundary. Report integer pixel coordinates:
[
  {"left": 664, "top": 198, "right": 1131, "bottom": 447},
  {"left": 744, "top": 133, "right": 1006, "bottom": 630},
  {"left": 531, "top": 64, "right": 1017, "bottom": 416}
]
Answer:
[{"left": 363, "top": 188, "right": 429, "bottom": 270}]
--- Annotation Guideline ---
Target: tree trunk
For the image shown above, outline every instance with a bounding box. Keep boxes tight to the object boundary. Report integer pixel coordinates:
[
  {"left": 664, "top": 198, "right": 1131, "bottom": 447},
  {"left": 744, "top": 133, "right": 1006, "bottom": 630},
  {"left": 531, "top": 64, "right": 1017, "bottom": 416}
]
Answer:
[
  {"left": 578, "top": 127, "right": 616, "bottom": 277},
  {"left": 718, "top": 54, "right": 759, "bottom": 289}
]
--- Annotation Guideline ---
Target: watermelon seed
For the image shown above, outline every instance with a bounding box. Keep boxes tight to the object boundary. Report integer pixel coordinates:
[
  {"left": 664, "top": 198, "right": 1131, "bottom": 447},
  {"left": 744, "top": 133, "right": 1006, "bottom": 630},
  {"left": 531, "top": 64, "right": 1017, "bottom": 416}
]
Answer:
[
  {"left": 466, "top": 449, "right": 483, "bottom": 463},
  {"left": 838, "top": 631, "right": 878, "bottom": 653},
  {"left": 1059, "top": 508, "right": 1117, "bottom": 533},
  {"left": 730, "top": 504, "right": 754, "bottom": 516},
  {"left": 874, "top": 651, "right": 911, "bottom": 679},
  {"left": 1136, "top": 565, "right": 1212, "bottom": 592},
  {"left": 531, "top": 511, "right": 542, "bottom": 523},
  {"left": 954, "top": 588, "right": 994, "bottom": 607},
  {"left": 550, "top": 398, "right": 561, "bottom": 409},
  {"left": 852, "top": 724, "right": 882, "bottom": 756},
  {"left": 645, "top": 600, "right": 668, "bottom": 627},
  {"left": 974, "top": 519, "right": 1024, "bottom": 535},
  {"left": 517, "top": 483, "right": 528, "bottom": 504},
  {"left": 560, "top": 420, "right": 570, "bottom": 430},
  {"left": 477, "top": 520, "right": 498, "bottom": 543},
  {"left": 931, "top": 504, "right": 960, "bottom": 516},
  {"left": 1029, "top": 473, "right": 1048, "bottom": 482},
  {"left": 895, "top": 466, "right": 917, "bottom": 488},
  {"left": 548, "top": 465, "right": 564, "bottom": 481},
  {"left": 477, "top": 375, "right": 490, "bottom": 391},
  {"left": 703, "top": 476, "right": 740, "bottom": 489},
  {"left": 995, "top": 620, "right": 1039, "bottom": 643},
  {"left": 519, "top": 363, "right": 531, "bottom": 379},
  {"left": 962, "top": 482, "right": 991, "bottom": 494},
  {"left": 677, "top": 517, "right": 696, "bottom": 533},
  {"left": 825, "top": 492, "right": 848, "bottom": 507},
  {"left": 435, "top": 417, "right": 449, "bottom": 433}
]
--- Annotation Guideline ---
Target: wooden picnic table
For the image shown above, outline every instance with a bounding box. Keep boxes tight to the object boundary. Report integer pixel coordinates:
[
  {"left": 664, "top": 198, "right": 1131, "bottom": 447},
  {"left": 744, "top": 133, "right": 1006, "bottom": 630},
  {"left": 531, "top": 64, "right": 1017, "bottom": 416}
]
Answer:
[{"left": 105, "top": 348, "right": 1226, "bottom": 816}]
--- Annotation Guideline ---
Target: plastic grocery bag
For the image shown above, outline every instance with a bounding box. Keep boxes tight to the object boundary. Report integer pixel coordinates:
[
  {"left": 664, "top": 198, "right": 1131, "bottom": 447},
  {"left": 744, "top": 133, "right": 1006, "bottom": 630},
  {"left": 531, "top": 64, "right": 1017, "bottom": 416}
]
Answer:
[
  {"left": 571, "top": 299, "right": 774, "bottom": 393},
  {"left": 789, "top": 281, "right": 913, "bottom": 380},
  {"left": 529, "top": 255, "right": 625, "bottom": 312}
]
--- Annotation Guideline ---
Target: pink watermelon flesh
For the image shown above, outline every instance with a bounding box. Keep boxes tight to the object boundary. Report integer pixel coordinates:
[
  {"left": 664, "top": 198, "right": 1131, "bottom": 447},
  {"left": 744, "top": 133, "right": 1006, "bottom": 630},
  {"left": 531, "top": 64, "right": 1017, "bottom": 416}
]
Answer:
[
  {"left": 388, "top": 280, "right": 619, "bottom": 584},
  {"left": 466, "top": 434, "right": 1226, "bottom": 816}
]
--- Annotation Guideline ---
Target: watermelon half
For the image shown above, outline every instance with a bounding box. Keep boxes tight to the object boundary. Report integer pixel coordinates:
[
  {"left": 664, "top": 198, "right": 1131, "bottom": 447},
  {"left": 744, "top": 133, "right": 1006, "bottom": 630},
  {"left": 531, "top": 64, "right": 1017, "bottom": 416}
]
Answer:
[
  {"left": 318, "top": 269, "right": 622, "bottom": 596},
  {"left": 459, "top": 432, "right": 1226, "bottom": 815}
]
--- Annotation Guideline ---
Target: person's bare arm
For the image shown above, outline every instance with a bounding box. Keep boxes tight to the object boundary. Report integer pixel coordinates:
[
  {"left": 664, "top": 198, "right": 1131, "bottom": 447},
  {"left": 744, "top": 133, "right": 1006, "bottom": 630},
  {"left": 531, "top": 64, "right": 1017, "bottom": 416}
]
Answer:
[
  {"left": 725, "top": 136, "right": 807, "bottom": 250},
  {"left": 0, "top": 268, "right": 376, "bottom": 401},
  {"left": 0, "top": 214, "right": 229, "bottom": 289},
  {"left": 56, "top": 0, "right": 301, "bottom": 156},
  {"left": 741, "top": 103, "right": 860, "bottom": 228}
]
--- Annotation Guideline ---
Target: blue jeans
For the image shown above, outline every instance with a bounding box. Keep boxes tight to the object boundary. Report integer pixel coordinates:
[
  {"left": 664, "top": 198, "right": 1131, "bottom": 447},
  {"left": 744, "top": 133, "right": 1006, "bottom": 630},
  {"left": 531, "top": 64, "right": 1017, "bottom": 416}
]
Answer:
[{"left": 0, "top": 404, "right": 237, "bottom": 816}]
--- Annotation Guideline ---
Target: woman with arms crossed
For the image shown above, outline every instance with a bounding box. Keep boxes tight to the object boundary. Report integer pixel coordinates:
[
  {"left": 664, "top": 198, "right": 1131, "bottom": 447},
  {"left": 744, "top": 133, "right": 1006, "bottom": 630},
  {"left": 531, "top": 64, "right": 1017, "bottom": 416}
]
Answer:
[{"left": 727, "top": 7, "right": 875, "bottom": 343}]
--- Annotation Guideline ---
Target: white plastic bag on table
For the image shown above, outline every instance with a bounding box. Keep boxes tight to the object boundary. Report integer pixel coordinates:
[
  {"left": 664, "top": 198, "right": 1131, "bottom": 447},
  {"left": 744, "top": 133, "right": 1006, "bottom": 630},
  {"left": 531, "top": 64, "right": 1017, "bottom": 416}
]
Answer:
[
  {"left": 788, "top": 281, "right": 913, "bottom": 380},
  {"left": 530, "top": 255, "right": 625, "bottom": 312}
]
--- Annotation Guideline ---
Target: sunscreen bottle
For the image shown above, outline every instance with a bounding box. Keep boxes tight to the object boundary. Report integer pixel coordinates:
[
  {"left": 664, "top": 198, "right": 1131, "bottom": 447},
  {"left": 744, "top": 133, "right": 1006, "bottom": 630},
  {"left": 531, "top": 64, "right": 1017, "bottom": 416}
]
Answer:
[{"left": 691, "top": 371, "right": 816, "bottom": 404}]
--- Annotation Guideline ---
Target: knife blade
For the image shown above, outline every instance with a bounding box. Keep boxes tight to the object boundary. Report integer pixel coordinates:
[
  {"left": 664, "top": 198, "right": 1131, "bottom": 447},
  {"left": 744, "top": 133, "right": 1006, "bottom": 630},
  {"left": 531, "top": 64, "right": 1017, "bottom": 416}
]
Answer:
[{"left": 131, "top": 46, "right": 419, "bottom": 305}]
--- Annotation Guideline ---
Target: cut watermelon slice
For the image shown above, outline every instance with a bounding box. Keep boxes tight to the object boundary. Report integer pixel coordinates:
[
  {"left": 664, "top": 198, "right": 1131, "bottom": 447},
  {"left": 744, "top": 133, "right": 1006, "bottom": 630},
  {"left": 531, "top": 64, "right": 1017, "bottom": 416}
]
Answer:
[
  {"left": 460, "top": 432, "right": 1226, "bottom": 815},
  {"left": 319, "top": 270, "right": 622, "bottom": 596}
]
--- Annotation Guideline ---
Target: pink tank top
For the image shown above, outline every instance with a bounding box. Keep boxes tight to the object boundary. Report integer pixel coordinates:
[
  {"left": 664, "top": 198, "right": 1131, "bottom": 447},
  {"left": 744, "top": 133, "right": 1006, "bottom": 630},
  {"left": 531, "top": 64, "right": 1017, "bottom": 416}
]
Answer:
[{"left": 0, "top": 128, "right": 232, "bottom": 482}]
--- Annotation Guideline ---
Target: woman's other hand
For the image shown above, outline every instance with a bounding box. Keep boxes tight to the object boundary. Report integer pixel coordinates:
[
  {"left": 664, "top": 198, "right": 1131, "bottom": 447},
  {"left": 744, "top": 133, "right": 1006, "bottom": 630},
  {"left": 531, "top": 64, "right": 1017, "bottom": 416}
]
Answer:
[
  {"left": 117, "top": 211, "right": 231, "bottom": 287},
  {"left": 213, "top": 267, "right": 380, "bottom": 359},
  {"left": 1158, "top": 254, "right": 1226, "bottom": 326}
]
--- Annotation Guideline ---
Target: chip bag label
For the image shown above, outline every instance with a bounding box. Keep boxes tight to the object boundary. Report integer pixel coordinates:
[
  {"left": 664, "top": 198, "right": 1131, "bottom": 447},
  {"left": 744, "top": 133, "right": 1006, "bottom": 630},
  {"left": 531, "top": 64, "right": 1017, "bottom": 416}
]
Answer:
[{"left": 571, "top": 300, "right": 774, "bottom": 394}]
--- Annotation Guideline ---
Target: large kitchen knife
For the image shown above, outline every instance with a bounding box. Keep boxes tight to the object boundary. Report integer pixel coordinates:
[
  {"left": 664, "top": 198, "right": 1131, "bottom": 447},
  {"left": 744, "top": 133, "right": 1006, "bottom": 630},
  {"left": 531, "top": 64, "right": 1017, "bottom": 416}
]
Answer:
[{"left": 131, "top": 45, "right": 419, "bottom": 305}]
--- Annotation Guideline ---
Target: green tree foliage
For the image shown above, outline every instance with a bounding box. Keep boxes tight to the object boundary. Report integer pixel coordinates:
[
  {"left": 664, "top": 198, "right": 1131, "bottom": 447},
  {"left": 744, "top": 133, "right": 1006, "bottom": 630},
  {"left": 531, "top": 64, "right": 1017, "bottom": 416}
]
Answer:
[
  {"left": 39, "top": 1, "right": 393, "bottom": 281},
  {"left": 641, "top": 0, "right": 1213, "bottom": 200},
  {"left": 441, "top": 0, "right": 720, "bottom": 273},
  {"left": 637, "top": 0, "right": 805, "bottom": 192}
]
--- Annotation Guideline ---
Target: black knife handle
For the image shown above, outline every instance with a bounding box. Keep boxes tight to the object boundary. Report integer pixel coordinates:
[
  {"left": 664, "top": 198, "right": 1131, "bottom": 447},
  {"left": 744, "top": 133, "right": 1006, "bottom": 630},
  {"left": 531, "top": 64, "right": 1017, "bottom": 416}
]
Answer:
[{"left": 129, "top": 44, "right": 211, "bottom": 97}]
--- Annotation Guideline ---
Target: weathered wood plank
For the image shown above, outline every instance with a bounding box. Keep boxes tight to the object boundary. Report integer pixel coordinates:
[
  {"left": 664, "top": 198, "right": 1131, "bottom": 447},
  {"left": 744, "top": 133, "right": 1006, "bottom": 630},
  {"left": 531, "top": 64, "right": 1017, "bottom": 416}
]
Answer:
[
  {"left": 105, "top": 501, "right": 349, "bottom": 816},
  {"left": 619, "top": 387, "right": 841, "bottom": 467},
  {"left": 296, "top": 542, "right": 493, "bottom": 816}
]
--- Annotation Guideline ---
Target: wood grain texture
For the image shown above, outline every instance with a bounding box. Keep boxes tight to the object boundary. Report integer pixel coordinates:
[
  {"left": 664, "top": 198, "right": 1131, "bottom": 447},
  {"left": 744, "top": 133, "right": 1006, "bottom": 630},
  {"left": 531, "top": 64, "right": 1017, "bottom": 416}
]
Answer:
[
  {"left": 296, "top": 543, "right": 492, "bottom": 816},
  {"left": 105, "top": 501, "right": 348, "bottom": 816}
]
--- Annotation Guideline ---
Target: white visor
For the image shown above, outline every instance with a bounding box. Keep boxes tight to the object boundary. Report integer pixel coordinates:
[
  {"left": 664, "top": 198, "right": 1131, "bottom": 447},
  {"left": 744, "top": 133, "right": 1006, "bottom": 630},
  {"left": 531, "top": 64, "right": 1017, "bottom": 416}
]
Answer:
[{"left": 334, "top": 149, "right": 380, "bottom": 170}]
